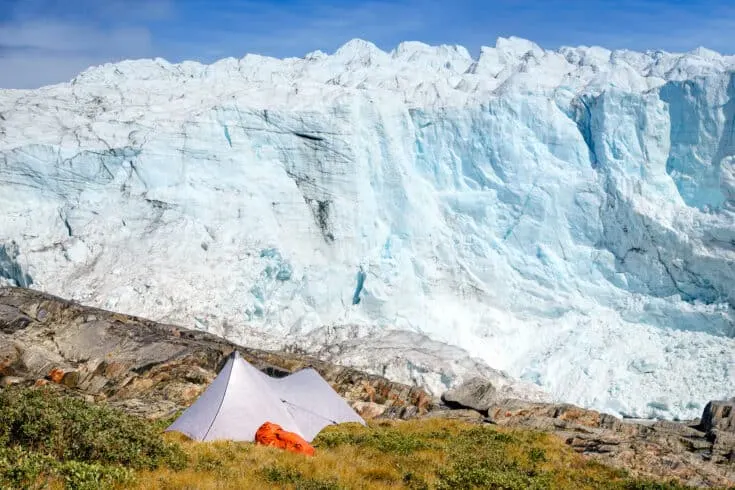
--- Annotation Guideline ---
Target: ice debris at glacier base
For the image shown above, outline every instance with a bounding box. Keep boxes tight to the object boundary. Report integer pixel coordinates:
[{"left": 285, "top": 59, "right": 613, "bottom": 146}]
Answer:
[{"left": 1, "top": 36, "right": 734, "bottom": 420}]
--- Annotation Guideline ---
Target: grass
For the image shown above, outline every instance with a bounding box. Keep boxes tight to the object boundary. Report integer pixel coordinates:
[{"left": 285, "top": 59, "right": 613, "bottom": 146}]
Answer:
[
  {"left": 0, "top": 387, "right": 705, "bottom": 489},
  {"left": 137, "top": 419, "right": 695, "bottom": 490}
]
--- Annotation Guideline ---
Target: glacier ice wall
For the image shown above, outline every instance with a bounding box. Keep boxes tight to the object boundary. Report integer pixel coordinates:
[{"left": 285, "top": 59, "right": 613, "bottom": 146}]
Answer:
[{"left": 1, "top": 37, "right": 734, "bottom": 419}]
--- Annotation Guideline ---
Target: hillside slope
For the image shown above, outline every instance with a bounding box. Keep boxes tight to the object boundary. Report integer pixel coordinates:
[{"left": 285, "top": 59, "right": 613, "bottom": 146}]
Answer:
[
  {"left": 0, "top": 286, "right": 431, "bottom": 419},
  {"left": 2, "top": 287, "right": 735, "bottom": 487}
]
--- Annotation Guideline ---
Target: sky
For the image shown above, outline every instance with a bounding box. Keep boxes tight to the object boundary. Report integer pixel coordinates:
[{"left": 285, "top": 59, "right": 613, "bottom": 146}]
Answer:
[{"left": 0, "top": 0, "right": 734, "bottom": 89}]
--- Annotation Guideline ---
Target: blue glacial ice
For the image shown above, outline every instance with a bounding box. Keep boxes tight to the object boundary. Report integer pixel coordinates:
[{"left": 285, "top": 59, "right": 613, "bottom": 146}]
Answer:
[{"left": 0, "top": 37, "right": 733, "bottom": 419}]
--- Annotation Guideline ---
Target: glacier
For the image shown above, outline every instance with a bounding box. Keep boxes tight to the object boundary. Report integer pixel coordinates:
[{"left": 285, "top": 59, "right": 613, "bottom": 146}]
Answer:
[{"left": 1, "top": 37, "right": 734, "bottom": 419}]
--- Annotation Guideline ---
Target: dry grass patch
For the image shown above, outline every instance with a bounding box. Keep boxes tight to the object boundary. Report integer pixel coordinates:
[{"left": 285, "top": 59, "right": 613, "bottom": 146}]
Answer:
[{"left": 134, "top": 418, "right": 694, "bottom": 490}]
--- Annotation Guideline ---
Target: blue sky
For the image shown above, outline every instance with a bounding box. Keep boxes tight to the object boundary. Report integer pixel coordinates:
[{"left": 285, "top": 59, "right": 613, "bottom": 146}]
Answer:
[{"left": 1, "top": 0, "right": 733, "bottom": 88}]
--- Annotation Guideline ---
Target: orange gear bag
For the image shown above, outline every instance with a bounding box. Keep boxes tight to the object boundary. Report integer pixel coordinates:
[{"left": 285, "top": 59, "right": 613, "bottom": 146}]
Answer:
[{"left": 255, "top": 422, "right": 315, "bottom": 456}]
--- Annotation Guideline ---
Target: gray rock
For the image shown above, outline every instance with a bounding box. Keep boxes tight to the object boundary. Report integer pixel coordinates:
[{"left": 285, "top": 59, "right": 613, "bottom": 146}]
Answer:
[
  {"left": 421, "top": 407, "right": 487, "bottom": 423},
  {"left": 351, "top": 401, "right": 386, "bottom": 419},
  {"left": 0, "top": 286, "right": 432, "bottom": 420},
  {"left": 708, "top": 429, "right": 735, "bottom": 463},
  {"left": 483, "top": 397, "right": 735, "bottom": 486},
  {"left": 441, "top": 376, "right": 498, "bottom": 412},
  {"left": 0, "top": 375, "right": 24, "bottom": 386},
  {"left": 440, "top": 374, "right": 551, "bottom": 413},
  {"left": 700, "top": 399, "right": 735, "bottom": 433}
]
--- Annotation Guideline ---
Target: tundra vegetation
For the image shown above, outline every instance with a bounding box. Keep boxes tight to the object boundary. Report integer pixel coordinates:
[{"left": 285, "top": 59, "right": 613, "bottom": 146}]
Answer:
[{"left": 0, "top": 387, "right": 698, "bottom": 490}]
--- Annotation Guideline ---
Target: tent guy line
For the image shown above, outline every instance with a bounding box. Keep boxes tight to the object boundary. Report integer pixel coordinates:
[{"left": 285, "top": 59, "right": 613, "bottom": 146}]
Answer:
[{"left": 281, "top": 399, "right": 341, "bottom": 425}]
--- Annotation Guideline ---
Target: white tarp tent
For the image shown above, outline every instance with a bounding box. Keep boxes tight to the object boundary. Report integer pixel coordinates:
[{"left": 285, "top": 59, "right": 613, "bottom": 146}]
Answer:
[{"left": 165, "top": 350, "right": 366, "bottom": 442}]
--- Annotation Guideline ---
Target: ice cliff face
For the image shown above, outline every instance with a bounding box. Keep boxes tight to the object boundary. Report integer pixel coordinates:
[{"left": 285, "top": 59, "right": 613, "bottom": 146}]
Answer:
[{"left": 1, "top": 37, "right": 734, "bottom": 419}]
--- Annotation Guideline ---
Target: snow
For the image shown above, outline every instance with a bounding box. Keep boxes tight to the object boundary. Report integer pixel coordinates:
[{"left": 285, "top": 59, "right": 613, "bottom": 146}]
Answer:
[{"left": 1, "top": 37, "right": 734, "bottom": 419}]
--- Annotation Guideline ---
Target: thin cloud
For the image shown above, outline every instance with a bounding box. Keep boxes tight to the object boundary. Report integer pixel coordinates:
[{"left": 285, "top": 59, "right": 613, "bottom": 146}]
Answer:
[
  {"left": 0, "top": 20, "right": 154, "bottom": 88},
  {"left": 5, "top": 0, "right": 175, "bottom": 23},
  {"left": 0, "top": 53, "right": 102, "bottom": 89},
  {"left": 0, "top": 21, "right": 152, "bottom": 55},
  {"left": 0, "top": 0, "right": 168, "bottom": 88}
]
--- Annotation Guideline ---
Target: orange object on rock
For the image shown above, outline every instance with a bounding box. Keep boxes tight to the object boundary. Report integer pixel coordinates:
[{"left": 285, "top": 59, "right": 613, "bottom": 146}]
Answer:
[
  {"left": 255, "top": 422, "right": 315, "bottom": 456},
  {"left": 48, "top": 368, "right": 65, "bottom": 384}
]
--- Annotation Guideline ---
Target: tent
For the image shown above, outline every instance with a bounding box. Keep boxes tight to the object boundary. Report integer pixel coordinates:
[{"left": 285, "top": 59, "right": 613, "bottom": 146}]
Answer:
[{"left": 165, "top": 350, "right": 366, "bottom": 442}]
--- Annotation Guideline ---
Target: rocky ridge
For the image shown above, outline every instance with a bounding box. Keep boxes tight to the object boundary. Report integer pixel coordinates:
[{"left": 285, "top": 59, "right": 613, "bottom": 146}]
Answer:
[
  {"left": 0, "top": 287, "right": 431, "bottom": 419},
  {"left": 1, "top": 286, "right": 734, "bottom": 487},
  {"left": 437, "top": 380, "right": 735, "bottom": 487}
]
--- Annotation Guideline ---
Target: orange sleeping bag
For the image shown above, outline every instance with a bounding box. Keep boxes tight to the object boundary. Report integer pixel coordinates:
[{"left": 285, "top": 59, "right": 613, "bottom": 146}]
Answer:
[{"left": 254, "top": 422, "right": 315, "bottom": 456}]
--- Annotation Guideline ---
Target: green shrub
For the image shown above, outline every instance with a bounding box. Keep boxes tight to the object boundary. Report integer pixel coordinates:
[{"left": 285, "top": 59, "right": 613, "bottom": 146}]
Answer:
[
  {"left": 0, "top": 387, "right": 186, "bottom": 470},
  {"left": 293, "top": 479, "right": 342, "bottom": 490},
  {"left": 0, "top": 446, "right": 58, "bottom": 489},
  {"left": 0, "top": 387, "right": 187, "bottom": 489},
  {"left": 260, "top": 465, "right": 342, "bottom": 490},
  {"left": 58, "top": 460, "right": 135, "bottom": 490},
  {"left": 314, "top": 427, "right": 427, "bottom": 455},
  {"left": 453, "top": 425, "right": 518, "bottom": 446},
  {"left": 529, "top": 447, "right": 547, "bottom": 464},
  {"left": 261, "top": 464, "right": 302, "bottom": 484},
  {"left": 436, "top": 454, "right": 552, "bottom": 490},
  {"left": 432, "top": 425, "right": 554, "bottom": 490},
  {"left": 194, "top": 452, "right": 224, "bottom": 472},
  {"left": 0, "top": 445, "right": 135, "bottom": 490}
]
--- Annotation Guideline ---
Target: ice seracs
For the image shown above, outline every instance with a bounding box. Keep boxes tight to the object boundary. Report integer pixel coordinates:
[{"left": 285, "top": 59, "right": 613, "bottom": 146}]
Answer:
[{"left": 0, "top": 36, "right": 734, "bottom": 420}]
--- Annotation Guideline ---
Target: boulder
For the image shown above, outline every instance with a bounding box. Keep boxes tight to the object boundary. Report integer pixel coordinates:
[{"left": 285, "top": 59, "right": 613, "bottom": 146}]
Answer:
[
  {"left": 442, "top": 376, "right": 498, "bottom": 412},
  {"left": 0, "top": 375, "right": 24, "bottom": 387},
  {"left": 441, "top": 375, "right": 551, "bottom": 413},
  {"left": 421, "top": 407, "right": 487, "bottom": 423},
  {"left": 700, "top": 399, "right": 735, "bottom": 433},
  {"left": 352, "top": 401, "right": 386, "bottom": 419}
]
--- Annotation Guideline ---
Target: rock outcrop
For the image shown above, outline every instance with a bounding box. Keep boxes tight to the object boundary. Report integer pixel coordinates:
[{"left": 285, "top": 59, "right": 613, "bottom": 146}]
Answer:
[
  {"left": 430, "top": 398, "right": 735, "bottom": 487},
  {"left": 441, "top": 376, "right": 499, "bottom": 411},
  {"left": 701, "top": 399, "right": 735, "bottom": 433},
  {"left": 441, "top": 375, "right": 551, "bottom": 412},
  {"left": 0, "top": 287, "right": 432, "bottom": 419},
  {"left": 436, "top": 378, "right": 735, "bottom": 485}
]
